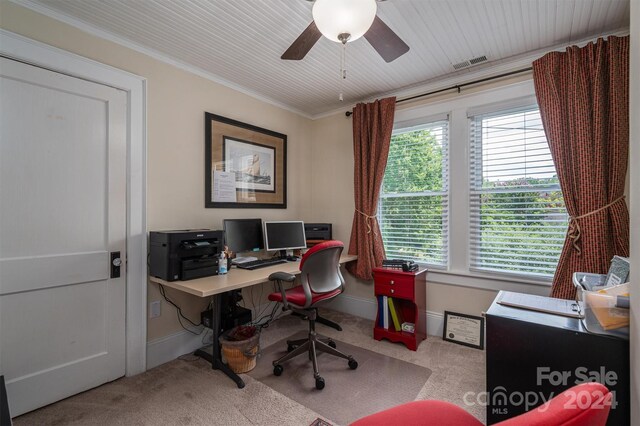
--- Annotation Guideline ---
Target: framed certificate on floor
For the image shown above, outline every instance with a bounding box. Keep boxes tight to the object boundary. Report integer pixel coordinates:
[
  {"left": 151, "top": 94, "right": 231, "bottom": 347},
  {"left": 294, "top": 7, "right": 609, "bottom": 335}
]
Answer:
[{"left": 443, "top": 311, "right": 485, "bottom": 350}]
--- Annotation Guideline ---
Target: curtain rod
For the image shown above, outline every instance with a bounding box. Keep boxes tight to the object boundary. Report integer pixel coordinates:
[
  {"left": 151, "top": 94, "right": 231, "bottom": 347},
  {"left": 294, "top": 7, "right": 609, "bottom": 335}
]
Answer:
[{"left": 345, "top": 66, "right": 533, "bottom": 117}]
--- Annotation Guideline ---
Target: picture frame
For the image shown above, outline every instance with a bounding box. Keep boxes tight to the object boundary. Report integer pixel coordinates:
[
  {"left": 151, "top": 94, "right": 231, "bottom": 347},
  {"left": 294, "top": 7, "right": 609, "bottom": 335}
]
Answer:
[
  {"left": 205, "top": 113, "right": 286, "bottom": 208},
  {"left": 443, "top": 311, "right": 485, "bottom": 350}
]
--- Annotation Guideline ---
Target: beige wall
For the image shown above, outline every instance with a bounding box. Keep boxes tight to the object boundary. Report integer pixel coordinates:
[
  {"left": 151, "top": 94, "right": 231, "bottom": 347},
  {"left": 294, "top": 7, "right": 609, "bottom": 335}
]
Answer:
[{"left": 0, "top": 2, "right": 315, "bottom": 341}]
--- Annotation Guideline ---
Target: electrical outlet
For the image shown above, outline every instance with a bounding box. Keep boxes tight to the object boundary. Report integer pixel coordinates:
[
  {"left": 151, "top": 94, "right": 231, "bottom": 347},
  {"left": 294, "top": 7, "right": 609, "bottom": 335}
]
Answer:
[{"left": 149, "top": 300, "right": 161, "bottom": 319}]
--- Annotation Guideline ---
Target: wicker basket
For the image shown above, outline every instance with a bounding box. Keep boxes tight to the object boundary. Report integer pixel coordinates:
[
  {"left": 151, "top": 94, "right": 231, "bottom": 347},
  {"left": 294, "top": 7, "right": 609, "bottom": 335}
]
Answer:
[{"left": 219, "top": 328, "right": 260, "bottom": 373}]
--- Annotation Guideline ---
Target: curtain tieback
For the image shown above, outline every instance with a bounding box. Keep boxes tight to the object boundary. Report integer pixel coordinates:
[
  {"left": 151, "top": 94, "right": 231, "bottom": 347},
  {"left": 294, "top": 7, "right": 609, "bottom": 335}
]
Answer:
[
  {"left": 356, "top": 209, "right": 378, "bottom": 234},
  {"left": 567, "top": 195, "right": 626, "bottom": 254}
]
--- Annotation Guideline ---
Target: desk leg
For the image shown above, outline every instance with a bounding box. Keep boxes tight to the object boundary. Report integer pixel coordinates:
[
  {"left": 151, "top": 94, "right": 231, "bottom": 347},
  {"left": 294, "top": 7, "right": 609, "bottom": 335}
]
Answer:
[{"left": 193, "top": 293, "right": 245, "bottom": 389}]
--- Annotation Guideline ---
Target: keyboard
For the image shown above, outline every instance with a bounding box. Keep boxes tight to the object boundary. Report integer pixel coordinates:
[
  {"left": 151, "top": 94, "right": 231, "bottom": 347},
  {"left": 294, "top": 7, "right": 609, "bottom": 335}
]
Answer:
[
  {"left": 235, "top": 258, "right": 288, "bottom": 270},
  {"left": 232, "top": 256, "right": 258, "bottom": 265}
]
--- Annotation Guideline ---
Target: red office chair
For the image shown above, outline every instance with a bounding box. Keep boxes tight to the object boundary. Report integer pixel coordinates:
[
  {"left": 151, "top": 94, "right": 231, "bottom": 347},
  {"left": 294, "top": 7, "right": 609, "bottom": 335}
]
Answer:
[
  {"left": 268, "top": 240, "right": 358, "bottom": 390},
  {"left": 350, "top": 382, "right": 612, "bottom": 426}
]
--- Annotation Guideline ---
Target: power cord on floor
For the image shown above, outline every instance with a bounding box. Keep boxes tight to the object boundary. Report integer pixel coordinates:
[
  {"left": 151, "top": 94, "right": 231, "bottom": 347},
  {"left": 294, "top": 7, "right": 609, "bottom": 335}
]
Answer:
[{"left": 252, "top": 302, "right": 282, "bottom": 330}]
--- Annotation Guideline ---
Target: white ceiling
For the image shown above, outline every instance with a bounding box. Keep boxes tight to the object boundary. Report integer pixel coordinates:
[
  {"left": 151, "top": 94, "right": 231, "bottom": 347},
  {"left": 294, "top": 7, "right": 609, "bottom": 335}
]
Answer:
[{"left": 17, "top": 0, "right": 630, "bottom": 118}]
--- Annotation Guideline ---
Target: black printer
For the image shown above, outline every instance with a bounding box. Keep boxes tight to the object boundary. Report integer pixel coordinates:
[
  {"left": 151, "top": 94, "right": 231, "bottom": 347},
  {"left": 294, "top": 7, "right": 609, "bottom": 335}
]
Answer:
[
  {"left": 150, "top": 229, "right": 224, "bottom": 281},
  {"left": 304, "top": 223, "right": 332, "bottom": 241}
]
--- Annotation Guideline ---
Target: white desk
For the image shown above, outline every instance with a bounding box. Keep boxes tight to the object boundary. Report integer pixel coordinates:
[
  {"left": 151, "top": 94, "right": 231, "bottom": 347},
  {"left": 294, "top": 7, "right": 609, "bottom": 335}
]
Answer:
[
  {"left": 151, "top": 255, "right": 357, "bottom": 297},
  {"left": 149, "top": 254, "right": 357, "bottom": 388}
]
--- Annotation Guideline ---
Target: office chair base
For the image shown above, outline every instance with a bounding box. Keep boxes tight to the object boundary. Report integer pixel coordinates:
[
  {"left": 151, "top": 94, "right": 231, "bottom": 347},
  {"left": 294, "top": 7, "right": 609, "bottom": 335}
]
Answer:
[
  {"left": 287, "top": 336, "right": 335, "bottom": 352},
  {"left": 272, "top": 329, "right": 357, "bottom": 389},
  {"left": 316, "top": 315, "right": 343, "bottom": 331},
  {"left": 291, "top": 312, "right": 343, "bottom": 331},
  {"left": 292, "top": 312, "right": 342, "bottom": 331},
  {"left": 273, "top": 364, "right": 283, "bottom": 376}
]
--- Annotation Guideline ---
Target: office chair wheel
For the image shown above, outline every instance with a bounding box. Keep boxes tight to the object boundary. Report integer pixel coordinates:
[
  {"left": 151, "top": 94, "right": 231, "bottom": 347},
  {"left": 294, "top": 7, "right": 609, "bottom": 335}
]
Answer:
[
  {"left": 328, "top": 340, "right": 336, "bottom": 349},
  {"left": 348, "top": 358, "right": 358, "bottom": 370},
  {"left": 315, "top": 376, "right": 325, "bottom": 390},
  {"left": 273, "top": 364, "right": 283, "bottom": 376}
]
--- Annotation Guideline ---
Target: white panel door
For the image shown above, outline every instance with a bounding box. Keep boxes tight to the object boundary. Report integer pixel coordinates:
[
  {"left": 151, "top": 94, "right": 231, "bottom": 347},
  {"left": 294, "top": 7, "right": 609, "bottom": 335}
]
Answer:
[{"left": 0, "top": 57, "right": 127, "bottom": 416}]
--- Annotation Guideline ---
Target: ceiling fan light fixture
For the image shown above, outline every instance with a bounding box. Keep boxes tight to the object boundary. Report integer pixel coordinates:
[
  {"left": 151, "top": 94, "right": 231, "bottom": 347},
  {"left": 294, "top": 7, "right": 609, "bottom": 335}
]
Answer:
[{"left": 312, "top": 0, "right": 377, "bottom": 43}]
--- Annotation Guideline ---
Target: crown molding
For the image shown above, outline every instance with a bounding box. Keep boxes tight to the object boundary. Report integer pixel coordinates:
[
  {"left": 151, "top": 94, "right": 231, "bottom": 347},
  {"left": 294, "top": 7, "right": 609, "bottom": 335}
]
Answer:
[
  {"left": 313, "top": 27, "right": 630, "bottom": 120},
  {"left": 10, "top": 0, "right": 314, "bottom": 120}
]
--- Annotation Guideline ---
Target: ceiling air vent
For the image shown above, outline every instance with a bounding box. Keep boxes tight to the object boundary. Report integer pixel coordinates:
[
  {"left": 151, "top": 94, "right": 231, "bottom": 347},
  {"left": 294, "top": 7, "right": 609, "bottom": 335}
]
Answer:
[
  {"left": 469, "top": 55, "right": 488, "bottom": 65},
  {"left": 452, "top": 55, "right": 488, "bottom": 70},
  {"left": 452, "top": 60, "right": 470, "bottom": 70}
]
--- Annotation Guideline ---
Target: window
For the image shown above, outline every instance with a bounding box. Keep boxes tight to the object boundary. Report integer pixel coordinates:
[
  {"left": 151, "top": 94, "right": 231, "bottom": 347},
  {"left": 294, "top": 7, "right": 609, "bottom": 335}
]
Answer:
[
  {"left": 379, "top": 119, "right": 449, "bottom": 267},
  {"left": 469, "top": 106, "right": 567, "bottom": 279}
]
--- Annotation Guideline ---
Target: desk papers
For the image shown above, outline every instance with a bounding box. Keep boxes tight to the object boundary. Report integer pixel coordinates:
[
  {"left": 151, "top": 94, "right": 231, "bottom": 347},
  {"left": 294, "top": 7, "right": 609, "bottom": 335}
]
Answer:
[
  {"left": 584, "top": 283, "right": 630, "bottom": 330},
  {"left": 497, "top": 292, "right": 583, "bottom": 319}
]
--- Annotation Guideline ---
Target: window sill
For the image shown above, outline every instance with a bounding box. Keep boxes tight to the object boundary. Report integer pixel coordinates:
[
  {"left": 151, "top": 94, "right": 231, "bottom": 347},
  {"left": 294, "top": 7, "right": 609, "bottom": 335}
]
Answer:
[{"left": 418, "top": 266, "right": 552, "bottom": 295}]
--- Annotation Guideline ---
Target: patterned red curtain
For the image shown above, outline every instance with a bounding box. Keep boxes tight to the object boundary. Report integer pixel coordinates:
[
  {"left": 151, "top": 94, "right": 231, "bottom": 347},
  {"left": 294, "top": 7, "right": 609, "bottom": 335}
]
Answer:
[
  {"left": 532, "top": 36, "right": 629, "bottom": 299},
  {"left": 347, "top": 97, "right": 396, "bottom": 280}
]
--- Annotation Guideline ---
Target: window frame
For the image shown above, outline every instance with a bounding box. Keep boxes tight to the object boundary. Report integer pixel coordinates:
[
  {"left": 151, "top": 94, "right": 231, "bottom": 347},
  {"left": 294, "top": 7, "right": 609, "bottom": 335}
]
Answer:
[
  {"left": 378, "top": 119, "right": 450, "bottom": 269},
  {"left": 468, "top": 104, "right": 567, "bottom": 282},
  {"left": 388, "top": 80, "right": 563, "bottom": 292}
]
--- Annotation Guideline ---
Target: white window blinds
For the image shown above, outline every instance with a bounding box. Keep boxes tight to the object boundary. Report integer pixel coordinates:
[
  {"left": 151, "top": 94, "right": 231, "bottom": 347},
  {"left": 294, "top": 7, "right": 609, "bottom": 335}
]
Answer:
[
  {"left": 469, "top": 106, "right": 567, "bottom": 279},
  {"left": 379, "top": 119, "right": 449, "bottom": 267}
]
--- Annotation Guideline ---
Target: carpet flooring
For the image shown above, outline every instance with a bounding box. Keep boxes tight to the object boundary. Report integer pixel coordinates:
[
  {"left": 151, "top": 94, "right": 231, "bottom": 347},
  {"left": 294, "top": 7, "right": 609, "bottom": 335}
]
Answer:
[
  {"left": 249, "top": 331, "right": 432, "bottom": 425},
  {"left": 13, "top": 309, "right": 486, "bottom": 425}
]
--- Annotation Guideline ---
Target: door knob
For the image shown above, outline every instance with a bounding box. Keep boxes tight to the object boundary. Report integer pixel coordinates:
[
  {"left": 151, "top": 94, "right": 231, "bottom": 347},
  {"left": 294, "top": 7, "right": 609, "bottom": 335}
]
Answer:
[{"left": 111, "top": 251, "right": 122, "bottom": 278}]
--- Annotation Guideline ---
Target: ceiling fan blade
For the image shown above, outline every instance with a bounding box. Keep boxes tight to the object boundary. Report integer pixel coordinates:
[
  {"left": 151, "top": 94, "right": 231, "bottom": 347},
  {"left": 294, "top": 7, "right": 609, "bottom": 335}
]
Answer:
[
  {"left": 364, "top": 16, "right": 410, "bottom": 63},
  {"left": 281, "top": 21, "right": 322, "bottom": 60}
]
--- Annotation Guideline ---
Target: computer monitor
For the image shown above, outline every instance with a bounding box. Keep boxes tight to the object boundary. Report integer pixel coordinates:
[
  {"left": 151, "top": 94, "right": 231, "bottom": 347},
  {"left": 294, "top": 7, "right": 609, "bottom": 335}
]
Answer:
[
  {"left": 264, "top": 221, "right": 307, "bottom": 257},
  {"left": 223, "top": 218, "right": 264, "bottom": 253}
]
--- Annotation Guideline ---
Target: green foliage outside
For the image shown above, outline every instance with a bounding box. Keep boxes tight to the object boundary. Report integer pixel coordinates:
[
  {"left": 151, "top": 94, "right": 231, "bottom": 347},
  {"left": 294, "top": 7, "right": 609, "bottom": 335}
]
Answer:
[
  {"left": 383, "top": 129, "right": 443, "bottom": 193},
  {"left": 380, "top": 128, "right": 567, "bottom": 277},
  {"left": 380, "top": 128, "right": 446, "bottom": 264},
  {"left": 473, "top": 186, "right": 567, "bottom": 277}
]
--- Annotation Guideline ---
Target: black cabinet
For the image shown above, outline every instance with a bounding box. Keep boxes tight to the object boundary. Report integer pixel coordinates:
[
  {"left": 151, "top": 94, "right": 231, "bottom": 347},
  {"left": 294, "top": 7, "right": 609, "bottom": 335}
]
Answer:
[{"left": 486, "top": 291, "right": 629, "bottom": 425}]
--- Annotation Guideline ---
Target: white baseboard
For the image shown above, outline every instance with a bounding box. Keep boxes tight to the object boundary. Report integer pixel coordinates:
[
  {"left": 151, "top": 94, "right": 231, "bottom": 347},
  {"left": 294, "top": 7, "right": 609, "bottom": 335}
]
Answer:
[
  {"left": 325, "top": 294, "right": 378, "bottom": 320},
  {"left": 146, "top": 328, "right": 206, "bottom": 369},
  {"left": 425, "top": 310, "right": 445, "bottom": 337},
  {"left": 325, "top": 294, "right": 445, "bottom": 337}
]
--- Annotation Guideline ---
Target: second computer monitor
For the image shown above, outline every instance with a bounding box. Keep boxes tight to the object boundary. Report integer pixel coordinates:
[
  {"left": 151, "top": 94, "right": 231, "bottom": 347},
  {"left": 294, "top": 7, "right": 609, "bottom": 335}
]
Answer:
[
  {"left": 223, "top": 218, "right": 264, "bottom": 253},
  {"left": 264, "top": 221, "right": 307, "bottom": 255}
]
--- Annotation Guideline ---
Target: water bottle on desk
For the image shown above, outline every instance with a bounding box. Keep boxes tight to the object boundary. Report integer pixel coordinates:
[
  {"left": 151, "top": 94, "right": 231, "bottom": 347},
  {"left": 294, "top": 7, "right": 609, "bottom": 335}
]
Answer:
[{"left": 218, "top": 252, "right": 227, "bottom": 275}]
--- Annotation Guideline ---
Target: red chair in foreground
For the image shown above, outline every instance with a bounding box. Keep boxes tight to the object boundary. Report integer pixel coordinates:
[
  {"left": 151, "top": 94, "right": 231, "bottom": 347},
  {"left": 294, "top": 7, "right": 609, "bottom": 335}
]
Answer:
[
  {"left": 350, "top": 382, "right": 611, "bottom": 426},
  {"left": 268, "top": 240, "right": 358, "bottom": 390}
]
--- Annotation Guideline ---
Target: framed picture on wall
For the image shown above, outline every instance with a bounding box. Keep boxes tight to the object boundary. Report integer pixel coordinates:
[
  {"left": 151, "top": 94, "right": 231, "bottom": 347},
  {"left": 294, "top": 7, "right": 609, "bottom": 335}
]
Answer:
[
  {"left": 205, "top": 112, "right": 286, "bottom": 208},
  {"left": 223, "top": 137, "right": 275, "bottom": 193}
]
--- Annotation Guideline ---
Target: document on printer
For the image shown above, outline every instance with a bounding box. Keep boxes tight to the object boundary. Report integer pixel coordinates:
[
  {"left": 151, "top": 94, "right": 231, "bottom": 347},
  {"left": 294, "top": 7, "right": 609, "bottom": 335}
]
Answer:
[{"left": 213, "top": 170, "right": 237, "bottom": 202}]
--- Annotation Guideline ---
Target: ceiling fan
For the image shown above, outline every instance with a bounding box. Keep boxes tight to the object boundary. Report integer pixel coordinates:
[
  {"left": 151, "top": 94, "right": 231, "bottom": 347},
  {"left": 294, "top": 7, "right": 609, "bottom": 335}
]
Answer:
[{"left": 281, "top": 0, "right": 410, "bottom": 63}]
